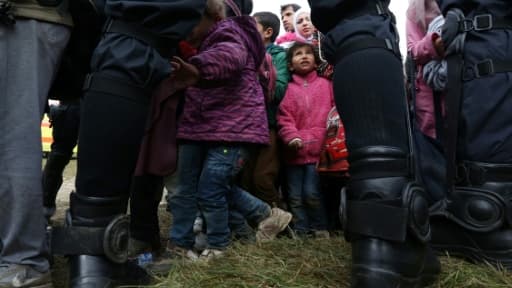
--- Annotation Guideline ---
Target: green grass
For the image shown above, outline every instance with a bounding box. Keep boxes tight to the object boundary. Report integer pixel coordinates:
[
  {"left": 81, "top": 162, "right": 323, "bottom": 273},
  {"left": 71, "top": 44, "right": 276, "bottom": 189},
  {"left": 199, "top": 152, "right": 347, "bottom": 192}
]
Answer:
[{"left": 140, "top": 237, "right": 512, "bottom": 288}]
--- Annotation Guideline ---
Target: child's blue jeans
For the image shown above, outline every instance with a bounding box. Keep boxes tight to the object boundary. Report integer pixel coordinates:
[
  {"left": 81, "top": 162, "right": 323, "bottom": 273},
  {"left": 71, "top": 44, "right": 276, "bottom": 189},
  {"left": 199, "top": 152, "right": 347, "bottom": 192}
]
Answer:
[
  {"left": 169, "top": 142, "right": 269, "bottom": 249},
  {"left": 286, "top": 164, "right": 328, "bottom": 233}
]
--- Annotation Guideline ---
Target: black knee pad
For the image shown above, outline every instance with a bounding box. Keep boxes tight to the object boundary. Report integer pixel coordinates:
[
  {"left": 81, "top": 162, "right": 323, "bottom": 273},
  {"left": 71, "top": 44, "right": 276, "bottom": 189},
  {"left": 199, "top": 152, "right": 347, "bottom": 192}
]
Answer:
[
  {"left": 341, "top": 181, "right": 430, "bottom": 243},
  {"left": 50, "top": 193, "right": 130, "bottom": 263},
  {"left": 340, "top": 146, "right": 430, "bottom": 243},
  {"left": 70, "top": 192, "right": 126, "bottom": 226},
  {"left": 431, "top": 186, "right": 510, "bottom": 233}
]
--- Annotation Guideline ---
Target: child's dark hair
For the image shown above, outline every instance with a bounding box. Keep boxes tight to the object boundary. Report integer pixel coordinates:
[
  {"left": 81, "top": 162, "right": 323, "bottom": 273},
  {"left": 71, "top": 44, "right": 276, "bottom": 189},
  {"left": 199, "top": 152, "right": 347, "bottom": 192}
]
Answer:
[
  {"left": 280, "top": 3, "right": 301, "bottom": 13},
  {"left": 287, "top": 42, "right": 321, "bottom": 67},
  {"left": 253, "top": 12, "right": 281, "bottom": 43}
]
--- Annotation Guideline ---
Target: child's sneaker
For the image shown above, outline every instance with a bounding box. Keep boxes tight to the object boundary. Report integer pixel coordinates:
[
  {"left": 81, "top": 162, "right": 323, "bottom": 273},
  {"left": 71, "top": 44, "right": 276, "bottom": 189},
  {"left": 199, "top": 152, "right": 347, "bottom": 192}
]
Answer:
[
  {"left": 194, "top": 232, "right": 208, "bottom": 252},
  {"left": 256, "top": 208, "right": 293, "bottom": 242},
  {"left": 198, "top": 249, "right": 225, "bottom": 262},
  {"left": 0, "top": 264, "right": 53, "bottom": 288},
  {"left": 193, "top": 216, "right": 204, "bottom": 234}
]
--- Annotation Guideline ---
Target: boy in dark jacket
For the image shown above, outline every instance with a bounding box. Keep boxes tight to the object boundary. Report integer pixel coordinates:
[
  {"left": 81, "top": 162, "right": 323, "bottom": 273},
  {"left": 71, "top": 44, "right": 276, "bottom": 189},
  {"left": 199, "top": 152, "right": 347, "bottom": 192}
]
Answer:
[{"left": 239, "top": 11, "right": 289, "bottom": 207}]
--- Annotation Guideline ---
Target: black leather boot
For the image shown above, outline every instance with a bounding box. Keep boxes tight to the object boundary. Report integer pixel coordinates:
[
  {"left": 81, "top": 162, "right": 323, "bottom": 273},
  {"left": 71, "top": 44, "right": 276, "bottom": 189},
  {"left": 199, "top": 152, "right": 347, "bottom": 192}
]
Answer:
[
  {"left": 51, "top": 193, "right": 150, "bottom": 287},
  {"left": 430, "top": 161, "right": 512, "bottom": 270},
  {"left": 341, "top": 147, "right": 438, "bottom": 287},
  {"left": 69, "top": 255, "right": 150, "bottom": 288}
]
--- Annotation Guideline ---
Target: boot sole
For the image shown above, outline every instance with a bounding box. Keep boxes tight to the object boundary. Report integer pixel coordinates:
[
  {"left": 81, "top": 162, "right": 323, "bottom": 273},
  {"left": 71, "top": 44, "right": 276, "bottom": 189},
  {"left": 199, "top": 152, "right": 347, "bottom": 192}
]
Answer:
[
  {"left": 353, "top": 264, "right": 439, "bottom": 288},
  {"left": 352, "top": 265, "right": 428, "bottom": 288},
  {"left": 432, "top": 244, "right": 512, "bottom": 270}
]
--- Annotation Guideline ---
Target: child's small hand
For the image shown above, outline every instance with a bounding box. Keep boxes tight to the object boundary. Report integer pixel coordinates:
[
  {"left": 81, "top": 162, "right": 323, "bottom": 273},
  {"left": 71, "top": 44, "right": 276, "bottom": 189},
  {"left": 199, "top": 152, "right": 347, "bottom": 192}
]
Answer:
[
  {"left": 288, "top": 138, "right": 303, "bottom": 150},
  {"left": 433, "top": 34, "right": 445, "bottom": 57},
  {"left": 170, "top": 56, "right": 200, "bottom": 91}
]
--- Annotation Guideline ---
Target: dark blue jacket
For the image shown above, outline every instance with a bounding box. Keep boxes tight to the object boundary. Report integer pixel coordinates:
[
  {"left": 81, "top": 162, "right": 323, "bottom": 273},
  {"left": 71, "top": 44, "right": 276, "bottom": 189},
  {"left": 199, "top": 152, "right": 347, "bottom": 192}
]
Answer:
[
  {"left": 91, "top": 0, "right": 206, "bottom": 87},
  {"left": 437, "top": 0, "right": 512, "bottom": 17},
  {"left": 308, "top": 0, "right": 399, "bottom": 65},
  {"left": 438, "top": 0, "right": 512, "bottom": 163},
  {"left": 105, "top": 0, "right": 206, "bottom": 37}
]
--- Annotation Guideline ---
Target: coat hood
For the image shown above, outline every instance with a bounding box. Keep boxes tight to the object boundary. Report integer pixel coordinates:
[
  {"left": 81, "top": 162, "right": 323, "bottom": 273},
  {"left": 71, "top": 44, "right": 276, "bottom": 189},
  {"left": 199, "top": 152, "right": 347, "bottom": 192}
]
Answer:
[{"left": 228, "top": 16, "right": 265, "bottom": 68}]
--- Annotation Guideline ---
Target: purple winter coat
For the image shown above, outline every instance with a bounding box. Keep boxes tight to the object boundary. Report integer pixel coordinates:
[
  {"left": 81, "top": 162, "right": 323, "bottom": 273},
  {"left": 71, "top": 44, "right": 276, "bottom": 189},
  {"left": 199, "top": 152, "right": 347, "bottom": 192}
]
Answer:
[{"left": 177, "top": 16, "right": 269, "bottom": 145}]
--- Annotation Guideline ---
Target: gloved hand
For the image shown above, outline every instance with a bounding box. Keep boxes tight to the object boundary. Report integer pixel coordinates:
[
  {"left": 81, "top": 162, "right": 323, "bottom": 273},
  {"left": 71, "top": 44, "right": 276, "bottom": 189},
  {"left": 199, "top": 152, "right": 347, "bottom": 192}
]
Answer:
[{"left": 441, "top": 8, "right": 465, "bottom": 49}]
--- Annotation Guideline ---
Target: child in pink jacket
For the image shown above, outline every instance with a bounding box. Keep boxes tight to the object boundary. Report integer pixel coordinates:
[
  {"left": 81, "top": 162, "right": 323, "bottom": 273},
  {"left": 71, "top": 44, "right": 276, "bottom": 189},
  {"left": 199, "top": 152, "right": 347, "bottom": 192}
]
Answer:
[
  {"left": 277, "top": 42, "right": 334, "bottom": 237},
  {"left": 406, "top": 0, "right": 444, "bottom": 139}
]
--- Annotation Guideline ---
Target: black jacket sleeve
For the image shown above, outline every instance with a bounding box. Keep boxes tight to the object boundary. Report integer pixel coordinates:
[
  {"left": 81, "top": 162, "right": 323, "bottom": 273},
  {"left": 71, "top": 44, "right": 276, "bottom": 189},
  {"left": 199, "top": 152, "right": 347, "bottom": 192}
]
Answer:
[
  {"left": 308, "top": 0, "right": 354, "bottom": 32},
  {"left": 437, "top": 0, "right": 464, "bottom": 14},
  {"left": 308, "top": 0, "right": 391, "bottom": 33},
  {"left": 105, "top": 0, "right": 206, "bottom": 39}
]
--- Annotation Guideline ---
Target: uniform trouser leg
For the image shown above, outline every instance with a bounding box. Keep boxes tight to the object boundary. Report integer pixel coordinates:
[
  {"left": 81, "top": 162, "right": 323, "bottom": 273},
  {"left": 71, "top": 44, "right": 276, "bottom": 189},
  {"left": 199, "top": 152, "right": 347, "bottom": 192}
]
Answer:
[
  {"left": 333, "top": 48, "right": 439, "bottom": 287},
  {"left": 129, "top": 174, "right": 164, "bottom": 250},
  {"left": 43, "top": 102, "right": 80, "bottom": 217},
  {"left": 0, "top": 20, "right": 70, "bottom": 272},
  {"left": 65, "top": 76, "right": 151, "bottom": 287}
]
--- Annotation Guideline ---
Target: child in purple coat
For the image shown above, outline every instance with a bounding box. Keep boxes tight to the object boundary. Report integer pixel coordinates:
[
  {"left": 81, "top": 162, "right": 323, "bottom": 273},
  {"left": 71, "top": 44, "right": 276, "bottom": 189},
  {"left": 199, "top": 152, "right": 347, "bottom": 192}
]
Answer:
[{"left": 167, "top": 0, "right": 292, "bottom": 261}]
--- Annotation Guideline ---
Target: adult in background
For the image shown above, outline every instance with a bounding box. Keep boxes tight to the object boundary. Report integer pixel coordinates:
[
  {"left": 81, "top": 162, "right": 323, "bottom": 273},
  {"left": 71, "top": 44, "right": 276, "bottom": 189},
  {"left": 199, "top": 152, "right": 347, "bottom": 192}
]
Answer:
[
  {"left": 309, "top": 0, "right": 440, "bottom": 287},
  {"left": 0, "top": 0, "right": 71, "bottom": 286},
  {"left": 42, "top": 1, "right": 103, "bottom": 220},
  {"left": 276, "top": 3, "right": 301, "bottom": 44}
]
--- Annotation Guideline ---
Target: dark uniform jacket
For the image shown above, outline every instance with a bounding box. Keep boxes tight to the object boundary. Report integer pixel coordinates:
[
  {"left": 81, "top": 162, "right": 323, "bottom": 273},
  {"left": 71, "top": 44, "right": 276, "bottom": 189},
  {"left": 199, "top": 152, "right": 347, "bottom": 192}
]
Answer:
[
  {"left": 437, "top": 0, "right": 512, "bottom": 16},
  {"left": 92, "top": 0, "right": 206, "bottom": 87},
  {"left": 437, "top": 0, "right": 512, "bottom": 163},
  {"left": 308, "top": 0, "right": 399, "bottom": 65}
]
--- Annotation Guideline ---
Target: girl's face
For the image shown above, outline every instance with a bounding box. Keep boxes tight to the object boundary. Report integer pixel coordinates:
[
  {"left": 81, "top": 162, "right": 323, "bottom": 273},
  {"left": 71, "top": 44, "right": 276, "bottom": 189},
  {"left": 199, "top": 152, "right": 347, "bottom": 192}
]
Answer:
[
  {"left": 290, "top": 46, "right": 317, "bottom": 75},
  {"left": 295, "top": 12, "right": 313, "bottom": 39}
]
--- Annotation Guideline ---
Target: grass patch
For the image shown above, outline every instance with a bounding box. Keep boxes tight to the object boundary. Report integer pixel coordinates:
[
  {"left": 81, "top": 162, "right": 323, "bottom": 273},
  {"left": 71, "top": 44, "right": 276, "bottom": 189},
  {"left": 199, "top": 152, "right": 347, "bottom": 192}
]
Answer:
[
  {"left": 141, "top": 237, "right": 512, "bottom": 288},
  {"left": 150, "top": 237, "right": 350, "bottom": 288}
]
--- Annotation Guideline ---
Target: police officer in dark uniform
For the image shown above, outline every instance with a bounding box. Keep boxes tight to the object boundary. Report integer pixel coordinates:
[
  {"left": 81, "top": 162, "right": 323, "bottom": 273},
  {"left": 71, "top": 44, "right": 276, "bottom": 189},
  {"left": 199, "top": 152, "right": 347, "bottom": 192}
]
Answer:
[
  {"left": 42, "top": 0, "right": 102, "bottom": 219},
  {"left": 50, "top": 0, "right": 207, "bottom": 287},
  {"left": 308, "top": 1, "right": 440, "bottom": 287},
  {"left": 42, "top": 99, "right": 80, "bottom": 219},
  {"left": 429, "top": 0, "right": 512, "bottom": 270}
]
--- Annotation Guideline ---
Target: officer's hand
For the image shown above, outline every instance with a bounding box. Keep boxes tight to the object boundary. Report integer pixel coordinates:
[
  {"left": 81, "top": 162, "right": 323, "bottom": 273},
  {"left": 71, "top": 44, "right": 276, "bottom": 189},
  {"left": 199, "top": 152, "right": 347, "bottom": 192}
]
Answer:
[
  {"left": 170, "top": 56, "right": 200, "bottom": 91},
  {"left": 441, "top": 8, "right": 464, "bottom": 49}
]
